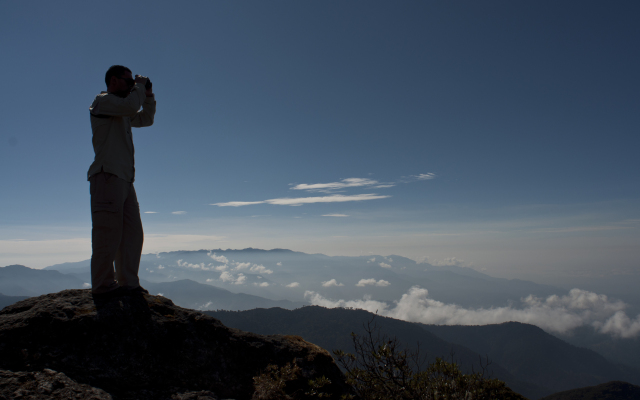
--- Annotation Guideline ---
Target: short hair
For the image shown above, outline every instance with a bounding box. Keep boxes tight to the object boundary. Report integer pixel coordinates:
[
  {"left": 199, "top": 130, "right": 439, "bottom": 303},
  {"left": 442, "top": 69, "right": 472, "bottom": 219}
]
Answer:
[{"left": 105, "top": 65, "right": 132, "bottom": 87}]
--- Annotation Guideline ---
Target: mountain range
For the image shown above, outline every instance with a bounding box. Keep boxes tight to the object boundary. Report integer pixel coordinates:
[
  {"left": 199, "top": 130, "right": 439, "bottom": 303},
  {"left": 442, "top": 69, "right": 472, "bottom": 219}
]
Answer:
[
  {"left": 45, "top": 248, "right": 565, "bottom": 309},
  {"left": 3, "top": 247, "right": 640, "bottom": 398}
]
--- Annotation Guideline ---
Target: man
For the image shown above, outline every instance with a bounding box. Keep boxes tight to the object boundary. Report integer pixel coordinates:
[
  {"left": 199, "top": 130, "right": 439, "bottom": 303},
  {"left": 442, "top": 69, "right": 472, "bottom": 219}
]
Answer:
[{"left": 87, "top": 65, "right": 156, "bottom": 299}]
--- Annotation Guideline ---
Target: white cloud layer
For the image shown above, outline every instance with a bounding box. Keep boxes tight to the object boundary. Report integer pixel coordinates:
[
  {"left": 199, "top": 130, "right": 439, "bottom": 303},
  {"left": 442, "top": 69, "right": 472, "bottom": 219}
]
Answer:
[
  {"left": 356, "top": 278, "right": 391, "bottom": 287},
  {"left": 172, "top": 211, "right": 186, "bottom": 215},
  {"left": 286, "top": 282, "right": 300, "bottom": 288},
  {"left": 323, "top": 214, "right": 349, "bottom": 217},
  {"left": 219, "top": 271, "right": 246, "bottom": 285},
  {"left": 212, "top": 193, "right": 390, "bottom": 207},
  {"left": 322, "top": 279, "right": 344, "bottom": 287},
  {"left": 249, "top": 264, "right": 273, "bottom": 274},
  {"left": 177, "top": 260, "right": 216, "bottom": 271},
  {"left": 207, "top": 252, "right": 229, "bottom": 264},
  {"left": 304, "top": 287, "right": 640, "bottom": 338}
]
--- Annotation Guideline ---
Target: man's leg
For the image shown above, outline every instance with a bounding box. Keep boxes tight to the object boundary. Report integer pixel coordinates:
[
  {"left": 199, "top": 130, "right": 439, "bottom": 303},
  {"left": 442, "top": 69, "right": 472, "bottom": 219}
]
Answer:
[
  {"left": 90, "top": 173, "right": 126, "bottom": 294},
  {"left": 114, "top": 183, "right": 144, "bottom": 288}
]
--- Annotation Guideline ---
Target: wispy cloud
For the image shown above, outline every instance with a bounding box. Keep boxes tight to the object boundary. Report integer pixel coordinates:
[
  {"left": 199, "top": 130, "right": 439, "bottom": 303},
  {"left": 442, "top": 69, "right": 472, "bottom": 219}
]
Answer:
[
  {"left": 356, "top": 278, "right": 391, "bottom": 287},
  {"left": 144, "top": 211, "right": 158, "bottom": 214},
  {"left": 413, "top": 173, "right": 436, "bottom": 180},
  {"left": 212, "top": 173, "right": 434, "bottom": 208},
  {"left": 323, "top": 214, "right": 349, "bottom": 217},
  {"left": 254, "top": 282, "right": 269, "bottom": 287},
  {"left": 304, "top": 287, "right": 640, "bottom": 338},
  {"left": 399, "top": 173, "right": 437, "bottom": 183},
  {"left": 286, "top": 282, "right": 300, "bottom": 288},
  {"left": 291, "top": 178, "right": 380, "bottom": 192},
  {"left": 322, "top": 279, "right": 344, "bottom": 287},
  {"left": 212, "top": 194, "right": 390, "bottom": 207},
  {"left": 379, "top": 262, "right": 392, "bottom": 269},
  {"left": 172, "top": 211, "right": 186, "bottom": 215}
]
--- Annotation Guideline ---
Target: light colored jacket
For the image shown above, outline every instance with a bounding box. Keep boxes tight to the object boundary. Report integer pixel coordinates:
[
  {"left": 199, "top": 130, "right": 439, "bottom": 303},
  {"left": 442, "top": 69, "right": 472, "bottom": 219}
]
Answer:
[{"left": 87, "top": 83, "right": 156, "bottom": 182}]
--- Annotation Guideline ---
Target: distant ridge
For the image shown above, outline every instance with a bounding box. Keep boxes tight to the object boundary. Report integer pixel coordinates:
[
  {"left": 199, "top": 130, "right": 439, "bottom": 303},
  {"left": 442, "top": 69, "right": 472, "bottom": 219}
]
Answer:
[
  {"left": 145, "top": 279, "right": 306, "bottom": 310},
  {"left": 0, "top": 293, "right": 29, "bottom": 311}
]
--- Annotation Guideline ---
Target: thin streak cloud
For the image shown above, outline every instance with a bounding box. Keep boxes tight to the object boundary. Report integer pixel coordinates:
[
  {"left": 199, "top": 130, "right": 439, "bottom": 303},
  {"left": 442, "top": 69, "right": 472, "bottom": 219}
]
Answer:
[
  {"left": 291, "top": 178, "right": 379, "bottom": 191},
  {"left": 212, "top": 194, "right": 390, "bottom": 207}
]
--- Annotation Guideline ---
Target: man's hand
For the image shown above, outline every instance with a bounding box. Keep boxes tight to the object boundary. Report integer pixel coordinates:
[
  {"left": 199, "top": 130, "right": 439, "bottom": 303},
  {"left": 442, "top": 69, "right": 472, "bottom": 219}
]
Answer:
[
  {"left": 135, "top": 75, "right": 148, "bottom": 85},
  {"left": 135, "top": 75, "right": 153, "bottom": 97}
]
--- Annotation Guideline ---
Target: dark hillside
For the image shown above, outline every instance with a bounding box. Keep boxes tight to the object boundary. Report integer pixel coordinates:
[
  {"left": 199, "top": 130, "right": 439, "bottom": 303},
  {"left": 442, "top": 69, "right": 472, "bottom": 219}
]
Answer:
[
  {"left": 422, "top": 322, "right": 640, "bottom": 393},
  {"left": 539, "top": 381, "right": 640, "bottom": 400},
  {"left": 207, "top": 306, "right": 547, "bottom": 399}
]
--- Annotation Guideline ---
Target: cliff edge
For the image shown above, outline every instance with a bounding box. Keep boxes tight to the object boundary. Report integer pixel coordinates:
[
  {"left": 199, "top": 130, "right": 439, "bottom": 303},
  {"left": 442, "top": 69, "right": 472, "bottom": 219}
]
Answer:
[{"left": 0, "top": 289, "right": 350, "bottom": 399}]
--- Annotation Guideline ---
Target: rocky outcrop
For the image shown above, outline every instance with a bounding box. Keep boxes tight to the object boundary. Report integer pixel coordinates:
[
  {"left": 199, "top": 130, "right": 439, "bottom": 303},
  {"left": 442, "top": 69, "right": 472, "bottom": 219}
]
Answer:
[
  {"left": 0, "top": 368, "right": 112, "bottom": 400},
  {"left": 0, "top": 290, "right": 350, "bottom": 400}
]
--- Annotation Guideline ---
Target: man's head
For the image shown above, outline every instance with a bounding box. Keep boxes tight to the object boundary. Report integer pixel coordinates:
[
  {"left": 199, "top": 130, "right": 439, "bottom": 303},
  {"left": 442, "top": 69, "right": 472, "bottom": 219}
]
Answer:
[{"left": 105, "top": 65, "right": 134, "bottom": 97}]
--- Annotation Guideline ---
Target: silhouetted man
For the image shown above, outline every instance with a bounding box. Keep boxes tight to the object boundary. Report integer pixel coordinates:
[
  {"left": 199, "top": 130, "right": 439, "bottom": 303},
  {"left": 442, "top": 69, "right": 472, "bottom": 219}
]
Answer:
[{"left": 87, "top": 65, "right": 156, "bottom": 299}]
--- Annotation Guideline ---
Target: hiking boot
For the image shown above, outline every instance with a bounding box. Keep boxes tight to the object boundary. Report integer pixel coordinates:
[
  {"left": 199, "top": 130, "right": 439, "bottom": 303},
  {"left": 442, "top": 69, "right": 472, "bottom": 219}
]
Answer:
[
  {"left": 126, "top": 286, "right": 149, "bottom": 295},
  {"left": 92, "top": 286, "right": 127, "bottom": 300}
]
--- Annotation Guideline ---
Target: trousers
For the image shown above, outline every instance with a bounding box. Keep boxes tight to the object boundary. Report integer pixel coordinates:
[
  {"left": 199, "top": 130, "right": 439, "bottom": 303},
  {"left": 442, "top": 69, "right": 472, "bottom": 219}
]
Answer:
[{"left": 90, "top": 172, "right": 143, "bottom": 293}]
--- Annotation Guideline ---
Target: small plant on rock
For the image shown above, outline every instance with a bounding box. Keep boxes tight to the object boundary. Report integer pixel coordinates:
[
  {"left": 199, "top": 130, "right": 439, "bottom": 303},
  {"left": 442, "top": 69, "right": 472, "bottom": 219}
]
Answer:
[{"left": 252, "top": 360, "right": 331, "bottom": 400}]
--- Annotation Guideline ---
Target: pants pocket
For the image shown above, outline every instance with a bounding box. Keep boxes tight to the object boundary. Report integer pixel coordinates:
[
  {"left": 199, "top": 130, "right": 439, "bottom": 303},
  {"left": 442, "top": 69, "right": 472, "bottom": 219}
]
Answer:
[
  {"left": 91, "top": 173, "right": 121, "bottom": 213},
  {"left": 92, "top": 201, "right": 119, "bottom": 213}
]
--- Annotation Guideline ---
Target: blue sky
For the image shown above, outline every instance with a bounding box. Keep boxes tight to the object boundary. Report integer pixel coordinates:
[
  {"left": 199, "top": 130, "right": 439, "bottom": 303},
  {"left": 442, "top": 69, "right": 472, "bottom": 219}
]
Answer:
[{"left": 1, "top": 1, "right": 638, "bottom": 282}]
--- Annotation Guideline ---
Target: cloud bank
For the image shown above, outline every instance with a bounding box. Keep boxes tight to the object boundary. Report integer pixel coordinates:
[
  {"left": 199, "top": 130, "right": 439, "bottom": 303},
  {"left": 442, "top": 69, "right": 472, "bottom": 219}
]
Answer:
[{"left": 304, "top": 287, "right": 640, "bottom": 338}]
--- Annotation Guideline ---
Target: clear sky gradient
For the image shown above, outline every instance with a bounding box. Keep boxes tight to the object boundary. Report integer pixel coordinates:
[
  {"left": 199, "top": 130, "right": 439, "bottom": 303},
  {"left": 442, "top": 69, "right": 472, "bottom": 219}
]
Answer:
[{"left": 1, "top": 1, "right": 638, "bottom": 283}]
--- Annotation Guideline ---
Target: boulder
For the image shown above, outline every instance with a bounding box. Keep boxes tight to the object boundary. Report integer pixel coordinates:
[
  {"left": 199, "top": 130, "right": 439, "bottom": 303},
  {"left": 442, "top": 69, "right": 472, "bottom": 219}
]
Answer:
[{"left": 0, "top": 290, "right": 350, "bottom": 399}]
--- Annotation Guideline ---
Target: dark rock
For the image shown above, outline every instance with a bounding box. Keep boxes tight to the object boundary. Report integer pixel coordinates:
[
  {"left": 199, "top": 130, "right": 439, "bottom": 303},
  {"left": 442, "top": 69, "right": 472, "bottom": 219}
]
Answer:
[
  {"left": 0, "top": 290, "right": 350, "bottom": 400},
  {"left": 0, "top": 368, "right": 112, "bottom": 399}
]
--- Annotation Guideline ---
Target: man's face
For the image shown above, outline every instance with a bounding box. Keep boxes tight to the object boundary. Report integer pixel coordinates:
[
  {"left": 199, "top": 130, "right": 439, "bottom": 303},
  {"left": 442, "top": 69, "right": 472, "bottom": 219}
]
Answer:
[{"left": 113, "top": 70, "right": 135, "bottom": 98}]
